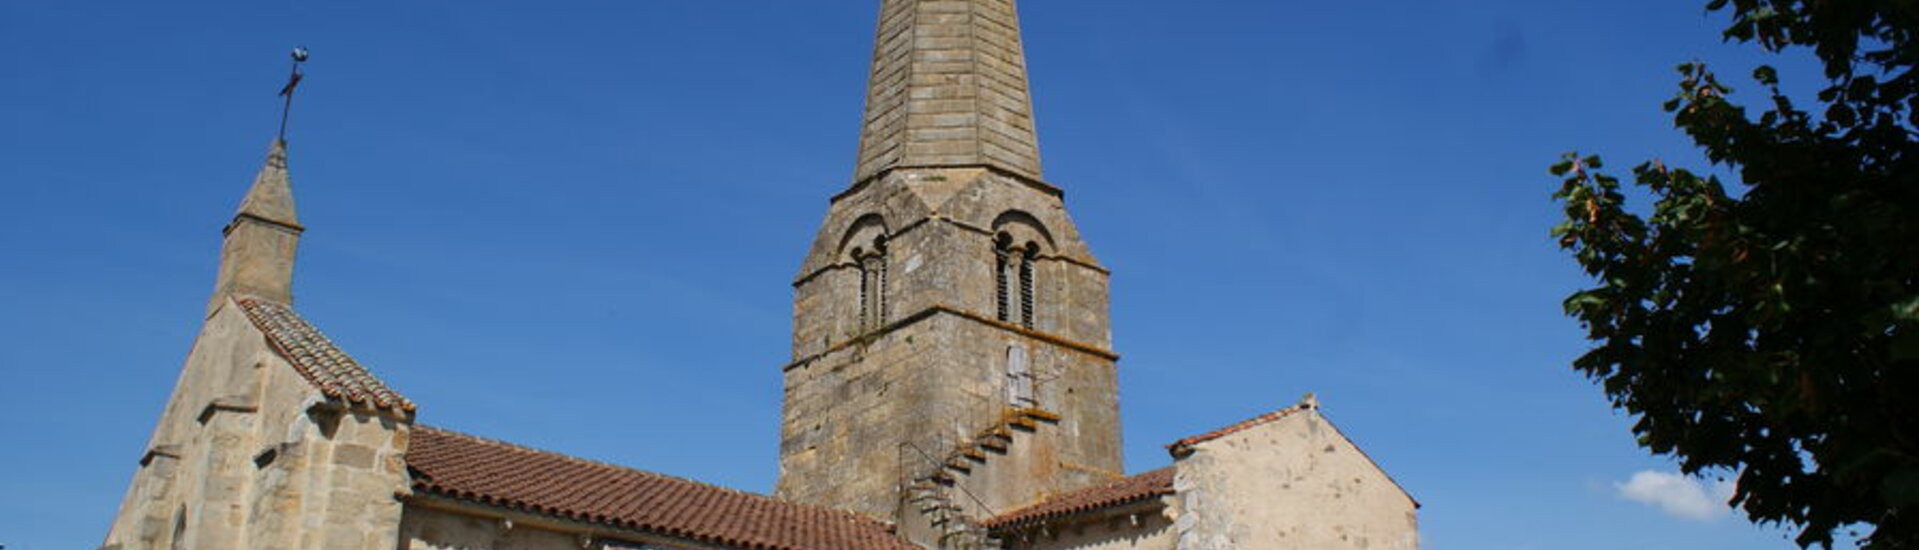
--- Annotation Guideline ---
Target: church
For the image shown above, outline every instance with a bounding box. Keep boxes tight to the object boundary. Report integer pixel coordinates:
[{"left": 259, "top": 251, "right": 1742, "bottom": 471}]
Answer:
[{"left": 101, "top": 1, "right": 1419, "bottom": 549}]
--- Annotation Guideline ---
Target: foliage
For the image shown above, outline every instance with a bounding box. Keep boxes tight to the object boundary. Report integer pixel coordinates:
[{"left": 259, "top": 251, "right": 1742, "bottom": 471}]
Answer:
[{"left": 1550, "top": 1, "right": 1917, "bottom": 547}]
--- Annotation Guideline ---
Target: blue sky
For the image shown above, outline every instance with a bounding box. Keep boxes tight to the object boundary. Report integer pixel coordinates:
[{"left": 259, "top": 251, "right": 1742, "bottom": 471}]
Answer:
[{"left": 0, "top": 1, "right": 1849, "bottom": 549}]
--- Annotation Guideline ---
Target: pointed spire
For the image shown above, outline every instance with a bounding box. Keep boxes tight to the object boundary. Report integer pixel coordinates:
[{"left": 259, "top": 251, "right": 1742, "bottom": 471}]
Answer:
[
  {"left": 852, "top": 0, "right": 1045, "bottom": 184},
  {"left": 210, "top": 139, "right": 304, "bottom": 314},
  {"left": 233, "top": 139, "right": 300, "bottom": 228}
]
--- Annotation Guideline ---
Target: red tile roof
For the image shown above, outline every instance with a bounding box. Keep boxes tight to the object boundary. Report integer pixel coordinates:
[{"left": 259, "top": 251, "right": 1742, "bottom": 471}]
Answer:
[
  {"left": 236, "top": 297, "right": 414, "bottom": 411},
  {"left": 405, "top": 427, "right": 920, "bottom": 550},
  {"left": 1166, "top": 403, "right": 1311, "bottom": 454},
  {"left": 982, "top": 468, "right": 1175, "bottom": 529}
]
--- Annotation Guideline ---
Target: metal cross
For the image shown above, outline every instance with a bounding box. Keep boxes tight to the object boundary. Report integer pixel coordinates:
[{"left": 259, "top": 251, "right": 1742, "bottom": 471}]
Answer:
[{"left": 277, "top": 46, "right": 309, "bottom": 141}]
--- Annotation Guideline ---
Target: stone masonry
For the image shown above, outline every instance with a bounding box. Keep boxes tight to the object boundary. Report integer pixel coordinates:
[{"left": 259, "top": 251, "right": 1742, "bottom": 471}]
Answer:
[
  {"left": 854, "top": 0, "right": 1045, "bottom": 183},
  {"left": 102, "top": 141, "right": 414, "bottom": 550},
  {"left": 1169, "top": 402, "right": 1420, "bottom": 550},
  {"left": 778, "top": 0, "right": 1124, "bottom": 529},
  {"left": 102, "top": 3, "right": 1421, "bottom": 549}
]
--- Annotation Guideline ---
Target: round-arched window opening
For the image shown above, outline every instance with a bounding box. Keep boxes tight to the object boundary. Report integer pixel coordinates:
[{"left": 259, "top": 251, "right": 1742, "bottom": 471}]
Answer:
[
  {"left": 993, "top": 234, "right": 1037, "bottom": 329},
  {"left": 856, "top": 235, "right": 889, "bottom": 332}
]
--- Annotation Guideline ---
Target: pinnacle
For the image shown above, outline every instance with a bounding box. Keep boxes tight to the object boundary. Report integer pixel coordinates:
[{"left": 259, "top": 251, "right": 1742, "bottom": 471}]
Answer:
[
  {"left": 852, "top": 0, "right": 1044, "bottom": 184},
  {"left": 234, "top": 139, "right": 300, "bottom": 228}
]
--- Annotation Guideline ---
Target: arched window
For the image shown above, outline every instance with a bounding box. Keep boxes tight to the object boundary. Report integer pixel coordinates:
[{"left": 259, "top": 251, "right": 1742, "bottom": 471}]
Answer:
[
  {"left": 994, "top": 233, "right": 1036, "bottom": 329},
  {"left": 1018, "top": 246, "right": 1035, "bottom": 328},
  {"left": 995, "top": 234, "right": 1013, "bottom": 323},
  {"left": 855, "top": 235, "right": 888, "bottom": 331}
]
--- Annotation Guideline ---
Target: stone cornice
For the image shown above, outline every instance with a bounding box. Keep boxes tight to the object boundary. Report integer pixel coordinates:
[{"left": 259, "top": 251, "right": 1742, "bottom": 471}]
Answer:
[
  {"left": 988, "top": 496, "right": 1172, "bottom": 539},
  {"left": 783, "top": 304, "right": 1118, "bottom": 372},
  {"left": 402, "top": 493, "right": 736, "bottom": 550},
  {"left": 195, "top": 396, "right": 259, "bottom": 424},
  {"left": 832, "top": 164, "right": 1063, "bottom": 205},
  {"left": 223, "top": 212, "right": 306, "bottom": 235},
  {"left": 139, "top": 444, "right": 183, "bottom": 466}
]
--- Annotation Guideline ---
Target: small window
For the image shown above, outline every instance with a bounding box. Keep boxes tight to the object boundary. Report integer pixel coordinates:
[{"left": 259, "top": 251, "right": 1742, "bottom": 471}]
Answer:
[
  {"left": 995, "top": 234, "right": 1013, "bottom": 322},
  {"left": 1018, "top": 245, "right": 1036, "bottom": 328},
  {"left": 856, "top": 236, "right": 888, "bottom": 331},
  {"left": 993, "top": 233, "right": 1036, "bottom": 329}
]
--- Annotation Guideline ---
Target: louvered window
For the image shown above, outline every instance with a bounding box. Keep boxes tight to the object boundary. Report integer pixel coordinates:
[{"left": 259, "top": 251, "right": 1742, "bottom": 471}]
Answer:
[
  {"left": 994, "top": 234, "right": 1037, "bottom": 329},
  {"left": 857, "top": 236, "right": 888, "bottom": 331},
  {"left": 995, "top": 246, "right": 1012, "bottom": 322},
  {"left": 1018, "top": 248, "right": 1035, "bottom": 328}
]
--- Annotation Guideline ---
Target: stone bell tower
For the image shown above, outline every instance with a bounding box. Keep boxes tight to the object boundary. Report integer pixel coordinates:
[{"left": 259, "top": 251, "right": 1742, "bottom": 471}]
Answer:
[{"left": 776, "top": 0, "right": 1123, "bottom": 526}]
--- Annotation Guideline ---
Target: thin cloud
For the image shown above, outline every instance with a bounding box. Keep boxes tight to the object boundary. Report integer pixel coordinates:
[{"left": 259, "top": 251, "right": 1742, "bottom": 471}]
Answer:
[{"left": 1616, "top": 470, "right": 1736, "bottom": 521}]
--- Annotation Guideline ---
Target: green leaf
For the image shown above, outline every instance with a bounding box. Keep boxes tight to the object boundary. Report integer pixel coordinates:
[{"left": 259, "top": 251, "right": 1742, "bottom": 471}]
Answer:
[
  {"left": 1892, "top": 295, "right": 1919, "bottom": 322},
  {"left": 1550, "top": 158, "right": 1576, "bottom": 176},
  {"left": 1883, "top": 468, "right": 1919, "bottom": 507},
  {"left": 1547, "top": 2, "right": 1919, "bottom": 544},
  {"left": 1564, "top": 291, "right": 1608, "bottom": 315}
]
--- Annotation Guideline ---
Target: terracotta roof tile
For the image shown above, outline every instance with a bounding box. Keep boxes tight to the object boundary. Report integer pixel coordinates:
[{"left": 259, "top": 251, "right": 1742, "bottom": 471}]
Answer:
[
  {"left": 236, "top": 297, "right": 414, "bottom": 411},
  {"left": 405, "top": 426, "right": 920, "bottom": 550},
  {"left": 982, "top": 468, "right": 1174, "bottom": 529},
  {"left": 1166, "top": 403, "right": 1311, "bottom": 453}
]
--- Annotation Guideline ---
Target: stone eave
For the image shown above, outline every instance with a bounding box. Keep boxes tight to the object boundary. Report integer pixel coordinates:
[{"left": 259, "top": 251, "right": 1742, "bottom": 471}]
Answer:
[
  {"left": 401, "top": 492, "right": 742, "bottom": 550},
  {"left": 831, "top": 164, "right": 1063, "bottom": 205},
  {"left": 987, "top": 494, "right": 1171, "bottom": 534}
]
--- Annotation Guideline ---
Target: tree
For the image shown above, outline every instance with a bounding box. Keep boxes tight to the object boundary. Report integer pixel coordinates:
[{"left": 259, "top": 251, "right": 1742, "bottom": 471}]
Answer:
[{"left": 1550, "top": 1, "right": 1917, "bottom": 547}]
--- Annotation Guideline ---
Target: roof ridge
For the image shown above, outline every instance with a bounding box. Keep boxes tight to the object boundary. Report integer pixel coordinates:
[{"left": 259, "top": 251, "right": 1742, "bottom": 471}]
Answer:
[
  {"left": 1167, "top": 403, "right": 1312, "bottom": 452},
  {"left": 983, "top": 467, "right": 1175, "bottom": 529},
  {"left": 410, "top": 426, "right": 743, "bottom": 494},
  {"left": 411, "top": 426, "right": 893, "bottom": 527},
  {"left": 406, "top": 427, "right": 921, "bottom": 550}
]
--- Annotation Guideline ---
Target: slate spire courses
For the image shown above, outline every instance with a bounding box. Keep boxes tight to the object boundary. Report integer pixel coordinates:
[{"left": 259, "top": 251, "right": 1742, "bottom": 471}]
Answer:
[{"left": 853, "top": 0, "right": 1045, "bottom": 184}]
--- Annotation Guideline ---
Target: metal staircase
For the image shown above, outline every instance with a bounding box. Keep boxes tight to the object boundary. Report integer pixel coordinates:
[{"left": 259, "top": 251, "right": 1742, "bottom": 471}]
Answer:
[{"left": 898, "top": 408, "right": 1060, "bottom": 549}]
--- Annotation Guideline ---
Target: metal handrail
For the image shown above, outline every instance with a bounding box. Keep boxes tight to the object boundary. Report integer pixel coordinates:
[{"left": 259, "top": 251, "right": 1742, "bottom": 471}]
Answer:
[{"left": 899, "top": 440, "right": 998, "bottom": 518}]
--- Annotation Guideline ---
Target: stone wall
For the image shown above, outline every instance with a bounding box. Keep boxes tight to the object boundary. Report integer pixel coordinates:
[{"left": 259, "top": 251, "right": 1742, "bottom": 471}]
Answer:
[
  {"left": 1003, "top": 501, "right": 1177, "bottom": 550},
  {"left": 101, "top": 298, "right": 410, "bottom": 550},
  {"left": 777, "top": 311, "right": 1122, "bottom": 518},
  {"left": 397, "top": 501, "right": 734, "bottom": 550},
  {"left": 399, "top": 506, "right": 582, "bottom": 550},
  {"left": 779, "top": 166, "right": 1121, "bottom": 520},
  {"left": 1171, "top": 408, "right": 1417, "bottom": 550},
  {"left": 790, "top": 168, "right": 1108, "bottom": 359}
]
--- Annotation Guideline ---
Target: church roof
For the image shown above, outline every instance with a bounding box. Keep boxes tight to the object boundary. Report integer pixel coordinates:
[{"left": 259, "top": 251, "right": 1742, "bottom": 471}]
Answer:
[
  {"left": 1165, "top": 402, "right": 1313, "bottom": 454},
  {"left": 405, "top": 427, "right": 921, "bottom": 550},
  {"left": 982, "top": 467, "right": 1175, "bottom": 529},
  {"left": 236, "top": 297, "right": 414, "bottom": 412}
]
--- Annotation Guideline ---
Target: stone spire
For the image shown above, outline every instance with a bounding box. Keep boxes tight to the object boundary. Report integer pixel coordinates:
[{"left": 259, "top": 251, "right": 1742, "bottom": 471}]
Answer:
[
  {"left": 209, "top": 139, "right": 304, "bottom": 314},
  {"left": 780, "top": 0, "right": 1121, "bottom": 524},
  {"left": 852, "top": 0, "right": 1044, "bottom": 184},
  {"left": 236, "top": 139, "right": 299, "bottom": 227}
]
